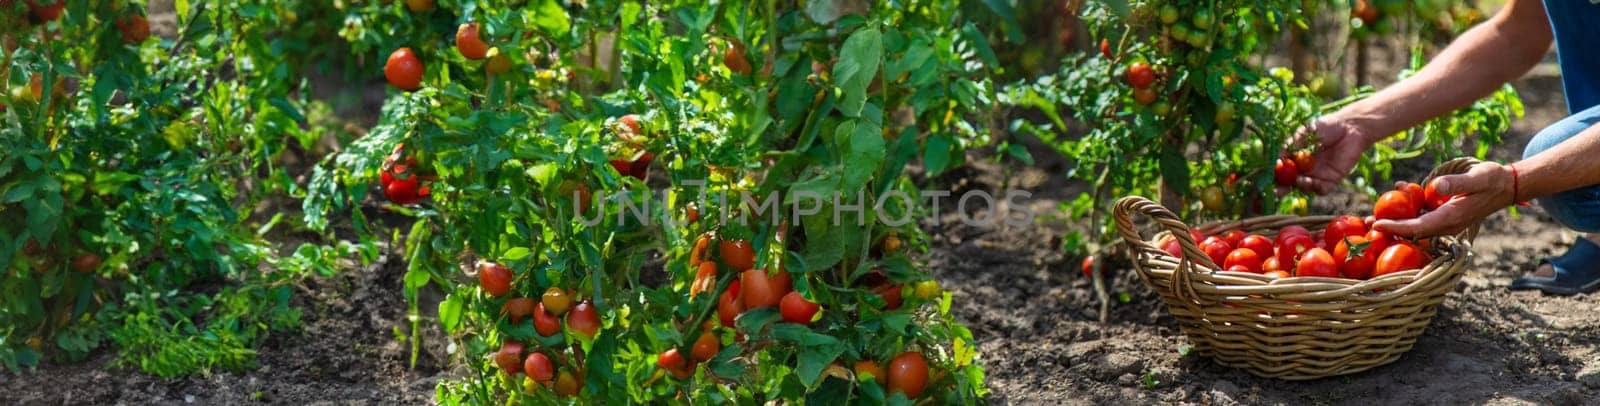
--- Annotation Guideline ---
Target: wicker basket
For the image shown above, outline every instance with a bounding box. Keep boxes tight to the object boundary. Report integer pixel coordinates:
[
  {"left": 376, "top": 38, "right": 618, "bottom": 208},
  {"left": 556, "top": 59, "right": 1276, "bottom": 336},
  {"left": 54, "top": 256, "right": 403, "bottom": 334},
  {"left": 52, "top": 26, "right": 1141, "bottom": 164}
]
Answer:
[{"left": 1111, "top": 158, "right": 1482, "bottom": 380}]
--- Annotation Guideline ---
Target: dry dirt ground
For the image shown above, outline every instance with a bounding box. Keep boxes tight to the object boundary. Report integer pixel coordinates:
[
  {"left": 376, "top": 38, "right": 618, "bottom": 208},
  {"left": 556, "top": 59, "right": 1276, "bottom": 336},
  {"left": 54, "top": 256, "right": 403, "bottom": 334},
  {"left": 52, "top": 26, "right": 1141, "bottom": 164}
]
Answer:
[{"left": 4, "top": 28, "right": 1599, "bottom": 406}]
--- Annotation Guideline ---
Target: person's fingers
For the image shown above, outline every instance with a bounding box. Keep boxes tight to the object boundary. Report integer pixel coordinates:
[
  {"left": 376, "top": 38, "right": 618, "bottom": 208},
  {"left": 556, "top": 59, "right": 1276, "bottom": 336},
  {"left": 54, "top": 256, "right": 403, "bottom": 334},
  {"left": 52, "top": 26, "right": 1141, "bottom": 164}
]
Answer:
[
  {"left": 1287, "top": 123, "right": 1315, "bottom": 151},
  {"left": 1429, "top": 164, "right": 1499, "bottom": 196},
  {"left": 1373, "top": 208, "right": 1466, "bottom": 238}
]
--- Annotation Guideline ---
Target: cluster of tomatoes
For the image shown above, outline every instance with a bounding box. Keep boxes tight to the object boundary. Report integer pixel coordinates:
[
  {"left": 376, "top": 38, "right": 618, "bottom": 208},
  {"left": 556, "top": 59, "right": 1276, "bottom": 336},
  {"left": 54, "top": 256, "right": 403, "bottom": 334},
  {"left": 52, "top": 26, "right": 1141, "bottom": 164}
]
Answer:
[
  {"left": 606, "top": 114, "right": 654, "bottom": 181},
  {"left": 376, "top": 144, "right": 429, "bottom": 205},
  {"left": 478, "top": 260, "right": 601, "bottom": 397},
  {"left": 676, "top": 232, "right": 934, "bottom": 398},
  {"left": 1124, "top": 61, "right": 1159, "bottom": 105},
  {"left": 380, "top": 17, "right": 512, "bottom": 92},
  {"left": 1160, "top": 180, "right": 1456, "bottom": 281}
]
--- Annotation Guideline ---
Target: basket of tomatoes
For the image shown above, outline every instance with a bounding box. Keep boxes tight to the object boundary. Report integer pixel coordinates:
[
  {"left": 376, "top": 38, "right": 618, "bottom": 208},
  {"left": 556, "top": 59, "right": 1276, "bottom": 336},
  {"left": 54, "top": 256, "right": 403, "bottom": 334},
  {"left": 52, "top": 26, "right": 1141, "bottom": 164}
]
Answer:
[{"left": 1111, "top": 158, "right": 1480, "bottom": 380}]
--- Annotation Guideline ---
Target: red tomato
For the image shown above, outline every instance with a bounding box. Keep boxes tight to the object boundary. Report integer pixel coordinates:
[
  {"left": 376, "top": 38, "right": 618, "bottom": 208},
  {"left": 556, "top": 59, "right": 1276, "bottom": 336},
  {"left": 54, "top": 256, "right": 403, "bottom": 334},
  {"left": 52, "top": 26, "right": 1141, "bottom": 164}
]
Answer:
[
  {"left": 524, "top": 352, "right": 554, "bottom": 384},
  {"left": 741, "top": 268, "right": 793, "bottom": 309},
  {"left": 779, "top": 291, "right": 820, "bottom": 324},
  {"left": 1399, "top": 183, "right": 1426, "bottom": 210},
  {"left": 533, "top": 302, "right": 562, "bottom": 337},
  {"left": 1223, "top": 248, "right": 1263, "bottom": 273},
  {"left": 553, "top": 370, "right": 580, "bottom": 397},
  {"left": 1200, "top": 236, "right": 1233, "bottom": 268},
  {"left": 541, "top": 287, "right": 572, "bottom": 316},
  {"left": 25, "top": 0, "right": 64, "bottom": 21},
  {"left": 887, "top": 351, "right": 929, "bottom": 399},
  {"left": 720, "top": 239, "right": 756, "bottom": 270},
  {"left": 479, "top": 261, "right": 512, "bottom": 297},
  {"left": 1276, "top": 226, "right": 1311, "bottom": 245},
  {"left": 691, "top": 332, "right": 720, "bottom": 362},
  {"left": 1261, "top": 255, "right": 1285, "bottom": 273},
  {"left": 502, "top": 297, "right": 535, "bottom": 324},
  {"left": 1080, "top": 255, "right": 1095, "bottom": 278},
  {"left": 1126, "top": 62, "right": 1156, "bottom": 89},
  {"left": 1295, "top": 248, "right": 1340, "bottom": 278},
  {"left": 1276, "top": 234, "right": 1316, "bottom": 267},
  {"left": 566, "top": 300, "right": 600, "bottom": 339},
  {"left": 455, "top": 23, "right": 489, "bottom": 60},
  {"left": 1293, "top": 150, "right": 1316, "bottom": 174},
  {"left": 855, "top": 360, "right": 885, "bottom": 384},
  {"left": 384, "top": 47, "right": 425, "bottom": 91},
  {"left": 1373, "top": 242, "right": 1426, "bottom": 278},
  {"left": 117, "top": 14, "right": 150, "bottom": 44},
  {"left": 1238, "top": 235, "right": 1275, "bottom": 259},
  {"left": 1373, "top": 191, "right": 1420, "bottom": 220},
  {"left": 718, "top": 280, "right": 744, "bottom": 327},
  {"left": 1099, "top": 38, "right": 1112, "bottom": 58},
  {"left": 689, "top": 234, "right": 711, "bottom": 267},
  {"left": 1323, "top": 215, "right": 1368, "bottom": 250},
  {"left": 657, "top": 348, "right": 692, "bottom": 379},
  {"left": 1333, "top": 235, "right": 1385, "bottom": 280},
  {"left": 495, "top": 341, "right": 524, "bottom": 374},
  {"left": 1133, "top": 87, "right": 1158, "bottom": 105},
  {"left": 1221, "top": 230, "right": 1247, "bottom": 248},
  {"left": 874, "top": 284, "right": 904, "bottom": 310},
  {"left": 1424, "top": 178, "right": 1454, "bottom": 209},
  {"left": 1274, "top": 158, "right": 1299, "bottom": 187},
  {"left": 1264, "top": 270, "right": 1290, "bottom": 279},
  {"left": 384, "top": 175, "right": 423, "bottom": 205},
  {"left": 1159, "top": 236, "right": 1183, "bottom": 258},
  {"left": 724, "top": 40, "right": 752, "bottom": 75},
  {"left": 1226, "top": 265, "right": 1252, "bottom": 274}
]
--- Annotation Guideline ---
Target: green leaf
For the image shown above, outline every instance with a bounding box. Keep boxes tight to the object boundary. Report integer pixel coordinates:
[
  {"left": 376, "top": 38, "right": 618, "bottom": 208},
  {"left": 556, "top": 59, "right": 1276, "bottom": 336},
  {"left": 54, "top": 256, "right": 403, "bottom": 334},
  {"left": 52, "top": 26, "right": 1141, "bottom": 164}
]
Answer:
[
  {"left": 1158, "top": 144, "right": 1190, "bottom": 195},
  {"left": 530, "top": 0, "right": 571, "bottom": 37},
  {"left": 960, "top": 24, "right": 999, "bottom": 69},
  {"left": 503, "top": 247, "right": 532, "bottom": 261},
  {"left": 833, "top": 27, "right": 883, "bottom": 117},
  {"left": 838, "top": 119, "right": 885, "bottom": 193},
  {"left": 923, "top": 133, "right": 953, "bottom": 175},
  {"left": 438, "top": 294, "right": 463, "bottom": 333},
  {"left": 980, "top": 0, "right": 1025, "bottom": 43}
]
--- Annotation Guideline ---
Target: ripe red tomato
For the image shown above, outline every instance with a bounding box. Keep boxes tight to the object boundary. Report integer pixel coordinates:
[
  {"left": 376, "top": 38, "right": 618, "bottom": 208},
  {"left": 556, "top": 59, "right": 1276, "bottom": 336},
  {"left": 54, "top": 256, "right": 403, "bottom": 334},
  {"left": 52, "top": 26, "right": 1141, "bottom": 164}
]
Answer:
[
  {"left": 1292, "top": 150, "right": 1316, "bottom": 173},
  {"left": 524, "top": 352, "right": 554, "bottom": 384},
  {"left": 1423, "top": 178, "right": 1453, "bottom": 209},
  {"left": 502, "top": 297, "right": 536, "bottom": 324},
  {"left": 1324, "top": 215, "right": 1368, "bottom": 250},
  {"left": 1261, "top": 255, "right": 1284, "bottom": 273},
  {"left": 566, "top": 300, "right": 601, "bottom": 339},
  {"left": 1199, "top": 236, "right": 1233, "bottom": 267},
  {"left": 1226, "top": 265, "right": 1251, "bottom": 274},
  {"left": 1333, "top": 235, "right": 1384, "bottom": 280},
  {"left": 1373, "top": 190, "right": 1420, "bottom": 220},
  {"left": 1295, "top": 248, "right": 1340, "bottom": 278},
  {"left": 887, "top": 351, "right": 929, "bottom": 399},
  {"left": 1274, "top": 158, "right": 1299, "bottom": 187},
  {"left": 691, "top": 332, "right": 720, "bottom": 362},
  {"left": 1223, "top": 248, "right": 1263, "bottom": 273},
  {"left": 1221, "top": 230, "right": 1247, "bottom": 248},
  {"left": 1264, "top": 270, "right": 1290, "bottom": 279},
  {"left": 1238, "top": 235, "right": 1275, "bottom": 259},
  {"left": 1132, "top": 87, "right": 1158, "bottom": 105},
  {"left": 479, "top": 261, "right": 512, "bottom": 297},
  {"left": 724, "top": 40, "right": 751, "bottom": 75},
  {"left": 1276, "top": 225, "right": 1311, "bottom": 244},
  {"left": 25, "top": 0, "right": 64, "bottom": 22},
  {"left": 657, "top": 348, "right": 692, "bottom": 379},
  {"left": 690, "top": 261, "right": 718, "bottom": 297},
  {"left": 495, "top": 341, "right": 524, "bottom": 374},
  {"left": 718, "top": 280, "right": 744, "bottom": 327},
  {"left": 740, "top": 268, "right": 792, "bottom": 309},
  {"left": 1099, "top": 38, "right": 1112, "bottom": 58},
  {"left": 1159, "top": 236, "right": 1183, "bottom": 258},
  {"left": 874, "top": 283, "right": 905, "bottom": 310},
  {"left": 456, "top": 23, "right": 489, "bottom": 60},
  {"left": 689, "top": 234, "right": 711, "bottom": 267},
  {"left": 1353, "top": 0, "right": 1378, "bottom": 24},
  {"left": 779, "top": 291, "right": 820, "bottom": 324},
  {"left": 384, "top": 47, "right": 424, "bottom": 91},
  {"left": 1080, "top": 255, "right": 1095, "bottom": 278},
  {"left": 1126, "top": 61, "right": 1156, "bottom": 89},
  {"left": 629, "top": 152, "right": 654, "bottom": 180},
  {"left": 1399, "top": 183, "right": 1426, "bottom": 208},
  {"left": 118, "top": 14, "right": 150, "bottom": 44},
  {"left": 618, "top": 114, "right": 643, "bottom": 138},
  {"left": 1276, "top": 234, "right": 1316, "bottom": 266},
  {"left": 720, "top": 239, "right": 756, "bottom": 270},
  {"left": 1373, "top": 242, "right": 1426, "bottom": 278},
  {"left": 541, "top": 287, "right": 572, "bottom": 316},
  {"left": 384, "top": 175, "right": 423, "bottom": 205},
  {"left": 533, "top": 302, "right": 562, "bottom": 336}
]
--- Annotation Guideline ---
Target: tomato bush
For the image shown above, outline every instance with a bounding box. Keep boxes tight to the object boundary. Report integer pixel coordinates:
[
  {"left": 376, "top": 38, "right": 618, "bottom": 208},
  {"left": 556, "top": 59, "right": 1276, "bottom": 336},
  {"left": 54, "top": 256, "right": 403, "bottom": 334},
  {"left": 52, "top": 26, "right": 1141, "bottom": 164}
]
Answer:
[{"left": 300, "top": 0, "right": 1005, "bottom": 403}]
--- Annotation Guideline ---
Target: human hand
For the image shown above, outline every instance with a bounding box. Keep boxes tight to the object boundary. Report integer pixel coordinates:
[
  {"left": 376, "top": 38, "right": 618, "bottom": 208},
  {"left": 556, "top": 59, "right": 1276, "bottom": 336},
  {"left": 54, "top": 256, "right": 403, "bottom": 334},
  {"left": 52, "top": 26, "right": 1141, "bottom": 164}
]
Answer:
[
  {"left": 1281, "top": 116, "right": 1378, "bottom": 195},
  {"left": 1373, "top": 163, "right": 1516, "bottom": 238}
]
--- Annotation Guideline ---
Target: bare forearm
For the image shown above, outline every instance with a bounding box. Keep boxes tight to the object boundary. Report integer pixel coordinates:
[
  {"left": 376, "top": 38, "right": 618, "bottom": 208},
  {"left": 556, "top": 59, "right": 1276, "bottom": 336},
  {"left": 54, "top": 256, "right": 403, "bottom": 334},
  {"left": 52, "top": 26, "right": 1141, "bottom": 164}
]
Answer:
[
  {"left": 1516, "top": 124, "right": 1600, "bottom": 202},
  {"left": 1336, "top": 1, "right": 1551, "bottom": 140}
]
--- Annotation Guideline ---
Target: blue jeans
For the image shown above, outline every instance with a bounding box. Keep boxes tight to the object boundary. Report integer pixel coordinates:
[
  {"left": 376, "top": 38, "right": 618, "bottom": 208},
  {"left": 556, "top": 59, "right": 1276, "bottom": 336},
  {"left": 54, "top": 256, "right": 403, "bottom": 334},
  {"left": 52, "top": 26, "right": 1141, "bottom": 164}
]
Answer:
[{"left": 1522, "top": 104, "right": 1600, "bottom": 233}]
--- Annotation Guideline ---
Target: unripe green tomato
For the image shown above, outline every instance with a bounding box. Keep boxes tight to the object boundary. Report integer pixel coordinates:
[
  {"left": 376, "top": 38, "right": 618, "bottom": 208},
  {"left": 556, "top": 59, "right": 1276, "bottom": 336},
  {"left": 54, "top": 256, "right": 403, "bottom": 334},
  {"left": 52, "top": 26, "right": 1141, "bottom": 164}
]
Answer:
[
  {"left": 1170, "top": 25, "right": 1191, "bottom": 44},
  {"left": 1201, "top": 186, "right": 1225, "bottom": 212},
  {"left": 1152, "top": 101, "right": 1172, "bottom": 116},
  {"left": 1159, "top": 4, "right": 1179, "bottom": 24},
  {"left": 1215, "top": 102, "right": 1237, "bottom": 124},
  {"left": 1288, "top": 197, "right": 1309, "bottom": 216},
  {"left": 1192, "top": 9, "right": 1213, "bottom": 30}
]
